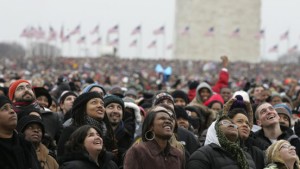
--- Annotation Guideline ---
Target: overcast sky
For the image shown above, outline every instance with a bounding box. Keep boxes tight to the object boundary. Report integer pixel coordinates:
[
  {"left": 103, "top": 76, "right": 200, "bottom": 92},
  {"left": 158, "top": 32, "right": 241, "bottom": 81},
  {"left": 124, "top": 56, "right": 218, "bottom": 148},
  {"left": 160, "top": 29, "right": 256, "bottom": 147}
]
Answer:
[{"left": 1, "top": 0, "right": 300, "bottom": 60}]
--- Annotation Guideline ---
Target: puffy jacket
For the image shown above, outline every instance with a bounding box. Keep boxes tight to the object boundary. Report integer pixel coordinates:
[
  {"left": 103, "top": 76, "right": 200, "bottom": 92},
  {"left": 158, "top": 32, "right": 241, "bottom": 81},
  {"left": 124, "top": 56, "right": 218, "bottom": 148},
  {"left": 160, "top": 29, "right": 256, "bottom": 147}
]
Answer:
[{"left": 187, "top": 143, "right": 256, "bottom": 169}]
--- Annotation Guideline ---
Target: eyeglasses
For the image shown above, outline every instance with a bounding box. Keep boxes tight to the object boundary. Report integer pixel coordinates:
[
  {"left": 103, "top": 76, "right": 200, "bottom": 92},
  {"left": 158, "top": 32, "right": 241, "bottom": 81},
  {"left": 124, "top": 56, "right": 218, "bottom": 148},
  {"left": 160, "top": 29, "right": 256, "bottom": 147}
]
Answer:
[
  {"left": 280, "top": 144, "right": 295, "bottom": 150},
  {"left": 219, "top": 120, "right": 238, "bottom": 129}
]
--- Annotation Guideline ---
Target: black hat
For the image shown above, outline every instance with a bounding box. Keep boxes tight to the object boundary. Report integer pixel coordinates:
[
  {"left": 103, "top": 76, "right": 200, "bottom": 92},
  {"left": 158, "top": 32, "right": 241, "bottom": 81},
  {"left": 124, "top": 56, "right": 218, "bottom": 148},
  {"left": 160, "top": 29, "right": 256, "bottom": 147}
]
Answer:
[
  {"left": 109, "top": 86, "right": 124, "bottom": 98},
  {"left": 174, "top": 106, "right": 189, "bottom": 121},
  {"left": 17, "top": 107, "right": 41, "bottom": 121},
  {"left": 33, "top": 87, "right": 52, "bottom": 108},
  {"left": 152, "top": 91, "right": 174, "bottom": 106},
  {"left": 104, "top": 94, "right": 125, "bottom": 111},
  {"left": 58, "top": 91, "right": 78, "bottom": 104},
  {"left": 72, "top": 92, "right": 103, "bottom": 111},
  {"left": 0, "top": 95, "right": 12, "bottom": 108},
  {"left": 17, "top": 115, "right": 45, "bottom": 136},
  {"left": 171, "top": 90, "right": 189, "bottom": 104}
]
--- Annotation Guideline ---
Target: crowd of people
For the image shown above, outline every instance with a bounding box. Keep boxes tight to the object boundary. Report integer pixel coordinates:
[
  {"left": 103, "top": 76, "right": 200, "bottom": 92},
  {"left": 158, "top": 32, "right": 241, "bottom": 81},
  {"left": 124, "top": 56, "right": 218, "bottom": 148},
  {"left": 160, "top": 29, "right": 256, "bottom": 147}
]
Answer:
[{"left": 0, "top": 55, "right": 300, "bottom": 169}]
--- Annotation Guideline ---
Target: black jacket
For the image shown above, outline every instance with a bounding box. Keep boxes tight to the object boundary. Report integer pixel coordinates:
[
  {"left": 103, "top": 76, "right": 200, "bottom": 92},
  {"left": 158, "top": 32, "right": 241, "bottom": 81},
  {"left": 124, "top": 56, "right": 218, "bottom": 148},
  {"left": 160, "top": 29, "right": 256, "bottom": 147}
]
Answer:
[
  {"left": 177, "top": 127, "right": 200, "bottom": 155},
  {"left": 59, "top": 151, "right": 118, "bottom": 169},
  {"left": 0, "top": 131, "right": 41, "bottom": 169},
  {"left": 243, "top": 137, "right": 265, "bottom": 169},
  {"left": 187, "top": 143, "right": 256, "bottom": 169},
  {"left": 254, "top": 125, "right": 300, "bottom": 157}
]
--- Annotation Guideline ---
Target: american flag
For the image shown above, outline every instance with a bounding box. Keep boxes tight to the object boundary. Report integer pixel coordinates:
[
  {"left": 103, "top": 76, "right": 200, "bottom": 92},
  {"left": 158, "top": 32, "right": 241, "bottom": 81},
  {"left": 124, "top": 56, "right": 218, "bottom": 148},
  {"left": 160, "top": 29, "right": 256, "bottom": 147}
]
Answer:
[
  {"left": 280, "top": 31, "right": 289, "bottom": 40},
  {"left": 230, "top": 28, "right": 240, "bottom": 37},
  {"left": 148, "top": 40, "right": 156, "bottom": 48},
  {"left": 20, "top": 27, "right": 30, "bottom": 38},
  {"left": 36, "top": 26, "right": 45, "bottom": 39},
  {"left": 131, "top": 25, "right": 141, "bottom": 35},
  {"left": 255, "top": 29, "right": 265, "bottom": 39},
  {"left": 268, "top": 45, "right": 278, "bottom": 53},
  {"left": 69, "top": 25, "right": 81, "bottom": 36},
  {"left": 60, "top": 26, "right": 64, "bottom": 41},
  {"left": 90, "top": 25, "right": 99, "bottom": 34},
  {"left": 288, "top": 45, "right": 298, "bottom": 53},
  {"left": 110, "top": 38, "right": 119, "bottom": 46},
  {"left": 108, "top": 25, "right": 119, "bottom": 34},
  {"left": 61, "top": 35, "right": 70, "bottom": 43},
  {"left": 92, "top": 37, "right": 102, "bottom": 45},
  {"left": 181, "top": 26, "right": 190, "bottom": 35},
  {"left": 153, "top": 26, "right": 164, "bottom": 35},
  {"left": 204, "top": 27, "right": 214, "bottom": 36},
  {"left": 47, "top": 26, "right": 57, "bottom": 41},
  {"left": 129, "top": 39, "right": 137, "bottom": 47},
  {"left": 20, "top": 26, "right": 38, "bottom": 39},
  {"left": 77, "top": 36, "right": 86, "bottom": 44}
]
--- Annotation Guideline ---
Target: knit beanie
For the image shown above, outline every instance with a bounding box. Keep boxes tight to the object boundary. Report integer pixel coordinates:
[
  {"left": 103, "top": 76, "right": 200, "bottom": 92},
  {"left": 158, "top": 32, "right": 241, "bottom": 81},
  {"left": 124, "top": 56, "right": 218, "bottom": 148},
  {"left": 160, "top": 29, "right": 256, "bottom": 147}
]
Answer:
[
  {"left": 104, "top": 94, "right": 125, "bottom": 111},
  {"left": 109, "top": 86, "right": 124, "bottom": 98},
  {"left": 152, "top": 92, "right": 174, "bottom": 106},
  {"left": 8, "top": 79, "right": 30, "bottom": 100},
  {"left": 0, "top": 95, "right": 12, "bottom": 108},
  {"left": 215, "top": 115, "right": 249, "bottom": 169},
  {"left": 230, "top": 95, "right": 247, "bottom": 111},
  {"left": 124, "top": 89, "right": 137, "bottom": 98},
  {"left": 204, "top": 93, "right": 224, "bottom": 107},
  {"left": 58, "top": 91, "right": 78, "bottom": 104},
  {"left": 72, "top": 92, "right": 103, "bottom": 111},
  {"left": 17, "top": 115, "right": 45, "bottom": 136},
  {"left": 17, "top": 107, "right": 41, "bottom": 121},
  {"left": 33, "top": 87, "right": 52, "bottom": 108},
  {"left": 82, "top": 83, "right": 106, "bottom": 95},
  {"left": 274, "top": 103, "right": 292, "bottom": 127},
  {"left": 171, "top": 90, "right": 189, "bottom": 104},
  {"left": 174, "top": 106, "right": 189, "bottom": 121}
]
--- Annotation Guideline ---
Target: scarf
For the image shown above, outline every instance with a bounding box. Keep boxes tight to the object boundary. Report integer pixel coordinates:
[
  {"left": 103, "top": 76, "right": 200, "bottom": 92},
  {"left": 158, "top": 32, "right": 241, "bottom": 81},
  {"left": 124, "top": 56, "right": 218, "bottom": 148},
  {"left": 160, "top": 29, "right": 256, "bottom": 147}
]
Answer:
[
  {"left": 85, "top": 116, "right": 107, "bottom": 137},
  {"left": 215, "top": 116, "right": 249, "bottom": 169}
]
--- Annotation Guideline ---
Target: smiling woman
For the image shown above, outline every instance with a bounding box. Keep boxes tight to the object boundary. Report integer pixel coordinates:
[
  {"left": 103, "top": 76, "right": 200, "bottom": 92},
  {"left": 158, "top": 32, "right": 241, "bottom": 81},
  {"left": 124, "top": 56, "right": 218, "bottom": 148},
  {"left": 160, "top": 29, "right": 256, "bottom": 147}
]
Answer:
[
  {"left": 123, "top": 110, "right": 185, "bottom": 169},
  {"left": 265, "top": 140, "right": 300, "bottom": 169},
  {"left": 188, "top": 115, "right": 256, "bottom": 169},
  {"left": 59, "top": 125, "right": 118, "bottom": 169}
]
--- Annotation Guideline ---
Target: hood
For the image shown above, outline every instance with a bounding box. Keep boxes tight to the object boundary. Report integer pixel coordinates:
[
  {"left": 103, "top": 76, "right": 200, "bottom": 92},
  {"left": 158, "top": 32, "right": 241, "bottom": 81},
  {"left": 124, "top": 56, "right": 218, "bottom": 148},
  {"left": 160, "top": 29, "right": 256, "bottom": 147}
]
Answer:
[{"left": 195, "top": 82, "right": 213, "bottom": 103}]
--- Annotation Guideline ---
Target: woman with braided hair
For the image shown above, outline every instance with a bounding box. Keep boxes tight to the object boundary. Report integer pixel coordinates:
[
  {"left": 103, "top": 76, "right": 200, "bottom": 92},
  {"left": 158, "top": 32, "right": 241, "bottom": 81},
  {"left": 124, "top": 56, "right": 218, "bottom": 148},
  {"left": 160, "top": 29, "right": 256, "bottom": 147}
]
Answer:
[{"left": 187, "top": 115, "right": 256, "bottom": 169}]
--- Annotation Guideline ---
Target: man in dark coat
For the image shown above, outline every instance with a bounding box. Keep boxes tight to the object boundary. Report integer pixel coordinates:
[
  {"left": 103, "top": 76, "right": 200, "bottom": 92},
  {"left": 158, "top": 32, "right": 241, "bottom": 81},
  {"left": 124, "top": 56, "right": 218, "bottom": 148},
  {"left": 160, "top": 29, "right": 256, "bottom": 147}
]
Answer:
[
  {"left": 8, "top": 79, "right": 63, "bottom": 143},
  {"left": 254, "top": 102, "right": 300, "bottom": 157},
  {"left": 0, "top": 95, "right": 41, "bottom": 169},
  {"left": 104, "top": 94, "right": 134, "bottom": 166}
]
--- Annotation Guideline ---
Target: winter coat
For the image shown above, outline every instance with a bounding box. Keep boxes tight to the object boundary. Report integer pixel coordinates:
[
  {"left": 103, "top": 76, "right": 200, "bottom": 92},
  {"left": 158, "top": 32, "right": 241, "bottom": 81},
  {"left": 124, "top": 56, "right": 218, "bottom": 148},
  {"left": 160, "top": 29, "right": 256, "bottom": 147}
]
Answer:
[
  {"left": 212, "top": 68, "right": 229, "bottom": 94},
  {"left": 124, "top": 139, "right": 185, "bottom": 169},
  {"left": 0, "top": 131, "right": 41, "bottom": 169},
  {"left": 187, "top": 143, "right": 256, "bottom": 169},
  {"left": 177, "top": 127, "right": 200, "bottom": 155},
  {"left": 59, "top": 151, "right": 118, "bottom": 169},
  {"left": 243, "top": 138, "right": 265, "bottom": 169},
  {"left": 36, "top": 143, "right": 59, "bottom": 169},
  {"left": 14, "top": 102, "right": 63, "bottom": 142},
  {"left": 254, "top": 126, "right": 300, "bottom": 157}
]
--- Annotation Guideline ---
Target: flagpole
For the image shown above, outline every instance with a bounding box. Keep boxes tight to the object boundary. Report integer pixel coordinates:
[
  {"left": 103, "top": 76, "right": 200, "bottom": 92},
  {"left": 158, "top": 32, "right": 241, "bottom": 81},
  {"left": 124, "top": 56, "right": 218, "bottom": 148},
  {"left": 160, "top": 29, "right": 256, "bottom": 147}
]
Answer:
[
  {"left": 155, "top": 43, "right": 158, "bottom": 59},
  {"left": 287, "top": 29, "right": 290, "bottom": 54},
  {"left": 117, "top": 25, "right": 120, "bottom": 57},
  {"left": 139, "top": 23, "right": 143, "bottom": 59},
  {"left": 163, "top": 25, "right": 166, "bottom": 58}
]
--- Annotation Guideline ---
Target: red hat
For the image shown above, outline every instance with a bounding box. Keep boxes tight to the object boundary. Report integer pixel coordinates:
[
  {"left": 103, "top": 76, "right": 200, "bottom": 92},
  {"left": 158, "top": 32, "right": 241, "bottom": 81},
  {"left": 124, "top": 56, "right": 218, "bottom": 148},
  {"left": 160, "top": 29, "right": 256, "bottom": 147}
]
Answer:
[{"left": 8, "top": 79, "right": 30, "bottom": 101}]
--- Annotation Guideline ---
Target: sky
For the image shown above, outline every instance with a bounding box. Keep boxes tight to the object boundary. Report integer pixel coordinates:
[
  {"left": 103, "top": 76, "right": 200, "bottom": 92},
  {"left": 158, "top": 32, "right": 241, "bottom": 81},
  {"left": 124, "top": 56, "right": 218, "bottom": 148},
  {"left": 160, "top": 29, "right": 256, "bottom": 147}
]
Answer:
[{"left": 0, "top": 0, "right": 300, "bottom": 61}]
